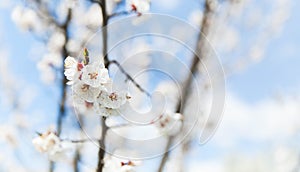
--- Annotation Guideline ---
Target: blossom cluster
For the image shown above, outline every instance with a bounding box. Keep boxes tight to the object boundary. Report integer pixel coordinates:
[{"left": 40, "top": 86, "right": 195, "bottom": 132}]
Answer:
[{"left": 64, "top": 50, "right": 130, "bottom": 116}]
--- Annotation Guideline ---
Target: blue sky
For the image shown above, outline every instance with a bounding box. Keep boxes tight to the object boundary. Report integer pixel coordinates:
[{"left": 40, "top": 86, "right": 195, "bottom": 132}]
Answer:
[
  {"left": 228, "top": 1, "right": 300, "bottom": 102},
  {"left": 1, "top": 0, "right": 299, "bottom": 106}
]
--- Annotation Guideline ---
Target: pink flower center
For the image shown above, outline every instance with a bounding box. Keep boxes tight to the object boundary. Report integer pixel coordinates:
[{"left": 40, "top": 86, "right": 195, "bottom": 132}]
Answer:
[
  {"left": 88, "top": 72, "right": 98, "bottom": 80},
  {"left": 121, "top": 161, "right": 134, "bottom": 166},
  {"left": 109, "top": 93, "right": 117, "bottom": 101},
  {"left": 81, "top": 84, "right": 90, "bottom": 92},
  {"left": 77, "top": 63, "right": 84, "bottom": 71},
  {"left": 131, "top": 4, "right": 137, "bottom": 11}
]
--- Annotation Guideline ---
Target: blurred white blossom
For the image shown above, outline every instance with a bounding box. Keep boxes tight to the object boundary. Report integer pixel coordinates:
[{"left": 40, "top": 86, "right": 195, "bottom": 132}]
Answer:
[
  {"left": 11, "top": 6, "right": 38, "bottom": 31},
  {"left": 127, "top": 0, "right": 150, "bottom": 13},
  {"left": 103, "top": 153, "right": 141, "bottom": 172},
  {"left": 154, "top": 112, "right": 183, "bottom": 136},
  {"left": 32, "top": 131, "right": 73, "bottom": 161}
]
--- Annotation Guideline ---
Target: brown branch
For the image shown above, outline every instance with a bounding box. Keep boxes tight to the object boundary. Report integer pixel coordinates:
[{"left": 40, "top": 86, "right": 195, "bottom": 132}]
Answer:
[
  {"left": 109, "top": 123, "right": 131, "bottom": 129},
  {"left": 97, "top": 116, "right": 108, "bottom": 172},
  {"left": 157, "top": 0, "right": 215, "bottom": 171},
  {"left": 109, "top": 60, "right": 151, "bottom": 97},
  {"left": 57, "top": 7, "right": 72, "bottom": 141},
  {"left": 157, "top": 136, "right": 174, "bottom": 172},
  {"left": 96, "top": 0, "right": 109, "bottom": 171},
  {"left": 73, "top": 150, "right": 80, "bottom": 172},
  {"left": 94, "top": 1, "right": 151, "bottom": 171},
  {"left": 68, "top": 138, "right": 100, "bottom": 143},
  {"left": 100, "top": 0, "right": 109, "bottom": 67},
  {"left": 35, "top": 132, "right": 100, "bottom": 143},
  {"left": 49, "top": 8, "right": 73, "bottom": 172}
]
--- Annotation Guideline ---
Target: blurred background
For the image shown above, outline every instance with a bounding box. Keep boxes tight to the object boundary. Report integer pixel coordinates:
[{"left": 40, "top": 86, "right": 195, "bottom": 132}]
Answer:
[{"left": 0, "top": 0, "right": 300, "bottom": 171}]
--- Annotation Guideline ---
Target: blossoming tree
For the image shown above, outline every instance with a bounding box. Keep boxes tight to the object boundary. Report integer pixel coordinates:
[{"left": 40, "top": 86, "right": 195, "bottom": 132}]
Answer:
[{"left": 2, "top": 0, "right": 293, "bottom": 171}]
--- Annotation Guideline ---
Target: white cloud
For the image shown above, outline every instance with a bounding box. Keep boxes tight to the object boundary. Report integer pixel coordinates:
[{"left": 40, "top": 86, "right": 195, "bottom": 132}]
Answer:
[
  {"left": 212, "top": 90, "right": 300, "bottom": 148},
  {"left": 187, "top": 90, "right": 300, "bottom": 171}
]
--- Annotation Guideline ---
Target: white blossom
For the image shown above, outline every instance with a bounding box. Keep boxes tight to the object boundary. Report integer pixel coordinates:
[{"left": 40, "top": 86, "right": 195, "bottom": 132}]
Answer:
[
  {"left": 64, "top": 56, "right": 78, "bottom": 69},
  {"left": 39, "top": 68, "right": 56, "bottom": 84},
  {"left": 11, "top": 6, "right": 38, "bottom": 31},
  {"left": 64, "top": 56, "right": 82, "bottom": 85},
  {"left": 66, "top": 39, "right": 81, "bottom": 53},
  {"left": 39, "top": 52, "right": 62, "bottom": 68},
  {"left": 127, "top": 0, "right": 150, "bottom": 13},
  {"left": 73, "top": 82, "right": 101, "bottom": 102},
  {"left": 47, "top": 31, "right": 66, "bottom": 52},
  {"left": 84, "top": 4, "right": 102, "bottom": 27},
  {"left": 93, "top": 104, "right": 119, "bottom": 117},
  {"left": 155, "top": 112, "right": 183, "bottom": 136},
  {"left": 103, "top": 154, "right": 141, "bottom": 172},
  {"left": 96, "top": 91, "right": 130, "bottom": 109},
  {"left": 188, "top": 10, "right": 203, "bottom": 27},
  {"left": 81, "top": 62, "right": 110, "bottom": 88}
]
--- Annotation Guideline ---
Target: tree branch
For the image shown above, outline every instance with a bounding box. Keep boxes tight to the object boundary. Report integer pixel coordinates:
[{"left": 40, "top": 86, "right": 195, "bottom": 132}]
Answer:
[
  {"left": 157, "top": 0, "right": 215, "bottom": 171},
  {"left": 96, "top": 0, "right": 109, "bottom": 171},
  {"left": 97, "top": 116, "right": 108, "bottom": 172},
  {"left": 93, "top": 1, "right": 151, "bottom": 171},
  {"left": 50, "top": 8, "right": 72, "bottom": 172},
  {"left": 109, "top": 60, "right": 151, "bottom": 97},
  {"left": 157, "top": 136, "right": 174, "bottom": 172}
]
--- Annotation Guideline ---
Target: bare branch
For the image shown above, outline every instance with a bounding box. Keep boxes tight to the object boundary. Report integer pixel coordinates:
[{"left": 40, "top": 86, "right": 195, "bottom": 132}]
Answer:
[
  {"left": 97, "top": 0, "right": 109, "bottom": 171},
  {"left": 73, "top": 150, "right": 80, "bottom": 172},
  {"left": 157, "top": 136, "right": 174, "bottom": 172},
  {"left": 109, "top": 60, "right": 151, "bottom": 97},
  {"left": 35, "top": 132, "right": 100, "bottom": 143},
  {"left": 31, "top": 0, "right": 61, "bottom": 28},
  {"left": 109, "top": 123, "right": 131, "bottom": 129},
  {"left": 57, "top": 8, "right": 72, "bottom": 136},
  {"left": 108, "top": 10, "right": 135, "bottom": 19},
  {"left": 157, "top": 0, "right": 216, "bottom": 171},
  {"left": 66, "top": 138, "right": 101, "bottom": 143},
  {"left": 50, "top": 8, "right": 73, "bottom": 172}
]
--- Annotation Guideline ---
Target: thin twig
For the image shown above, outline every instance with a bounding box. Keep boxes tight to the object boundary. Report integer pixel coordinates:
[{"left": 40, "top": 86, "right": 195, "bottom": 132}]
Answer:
[
  {"left": 108, "top": 10, "right": 135, "bottom": 19},
  {"left": 67, "top": 138, "right": 101, "bottom": 143},
  {"left": 35, "top": 132, "right": 100, "bottom": 143},
  {"left": 109, "top": 60, "right": 151, "bottom": 97},
  {"left": 109, "top": 123, "right": 131, "bottom": 129},
  {"left": 157, "top": 136, "right": 174, "bottom": 172},
  {"left": 97, "top": 116, "right": 108, "bottom": 172},
  {"left": 31, "top": 0, "right": 61, "bottom": 27},
  {"left": 73, "top": 150, "right": 80, "bottom": 172}
]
